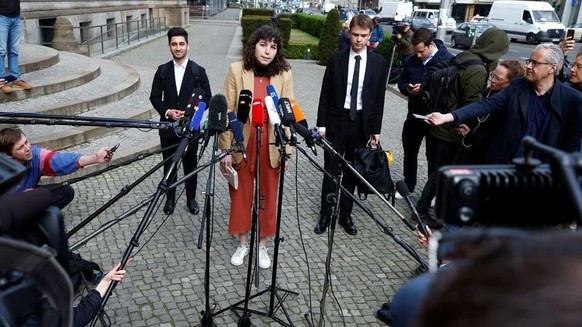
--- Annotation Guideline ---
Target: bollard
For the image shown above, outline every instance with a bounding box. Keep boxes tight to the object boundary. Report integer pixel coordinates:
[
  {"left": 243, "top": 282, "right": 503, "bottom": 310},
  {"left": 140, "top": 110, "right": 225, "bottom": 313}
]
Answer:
[{"left": 305, "top": 48, "right": 311, "bottom": 60}]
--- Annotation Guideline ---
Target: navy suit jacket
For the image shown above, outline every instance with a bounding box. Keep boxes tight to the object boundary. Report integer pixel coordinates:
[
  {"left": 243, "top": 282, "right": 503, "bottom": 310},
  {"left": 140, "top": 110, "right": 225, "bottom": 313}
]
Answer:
[
  {"left": 316, "top": 48, "right": 388, "bottom": 139},
  {"left": 149, "top": 60, "right": 212, "bottom": 139}
]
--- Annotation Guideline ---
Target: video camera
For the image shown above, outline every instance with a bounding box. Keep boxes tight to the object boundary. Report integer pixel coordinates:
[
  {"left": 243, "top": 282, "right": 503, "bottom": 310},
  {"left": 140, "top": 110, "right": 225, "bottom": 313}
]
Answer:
[
  {"left": 435, "top": 136, "right": 582, "bottom": 228},
  {"left": 0, "top": 155, "right": 74, "bottom": 327}
]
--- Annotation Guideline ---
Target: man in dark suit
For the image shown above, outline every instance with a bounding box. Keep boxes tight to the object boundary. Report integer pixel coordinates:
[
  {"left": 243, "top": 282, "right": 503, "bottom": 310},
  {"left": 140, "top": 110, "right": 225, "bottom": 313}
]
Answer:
[
  {"left": 149, "top": 27, "right": 212, "bottom": 215},
  {"left": 314, "top": 14, "right": 388, "bottom": 236}
]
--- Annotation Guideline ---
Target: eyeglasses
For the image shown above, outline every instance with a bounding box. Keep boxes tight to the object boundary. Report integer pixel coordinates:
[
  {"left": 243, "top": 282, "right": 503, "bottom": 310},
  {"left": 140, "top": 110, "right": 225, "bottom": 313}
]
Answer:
[
  {"left": 489, "top": 72, "right": 505, "bottom": 82},
  {"left": 525, "top": 59, "right": 554, "bottom": 67}
]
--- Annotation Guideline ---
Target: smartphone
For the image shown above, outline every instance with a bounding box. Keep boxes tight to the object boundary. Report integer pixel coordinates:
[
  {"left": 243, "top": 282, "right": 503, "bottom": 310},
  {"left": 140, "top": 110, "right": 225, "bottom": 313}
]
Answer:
[
  {"left": 2, "top": 75, "right": 16, "bottom": 82},
  {"left": 106, "top": 143, "right": 119, "bottom": 158},
  {"left": 413, "top": 114, "right": 428, "bottom": 120},
  {"left": 567, "top": 29, "right": 575, "bottom": 39}
]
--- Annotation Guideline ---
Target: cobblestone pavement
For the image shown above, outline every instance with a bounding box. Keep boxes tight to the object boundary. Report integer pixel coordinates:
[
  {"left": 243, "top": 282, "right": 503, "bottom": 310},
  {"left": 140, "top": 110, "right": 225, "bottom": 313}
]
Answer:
[{"left": 63, "top": 9, "right": 432, "bottom": 326}]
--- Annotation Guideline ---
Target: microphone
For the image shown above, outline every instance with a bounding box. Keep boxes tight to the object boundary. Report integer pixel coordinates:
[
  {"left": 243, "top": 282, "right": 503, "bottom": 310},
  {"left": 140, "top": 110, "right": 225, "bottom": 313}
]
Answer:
[
  {"left": 396, "top": 180, "right": 428, "bottom": 234},
  {"left": 278, "top": 97, "right": 295, "bottom": 127},
  {"left": 207, "top": 94, "right": 228, "bottom": 133},
  {"left": 290, "top": 99, "right": 308, "bottom": 128},
  {"left": 227, "top": 111, "right": 247, "bottom": 162},
  {"left": 237, "top": 89, "right": 252, "bottom": 124},
  {"left": 184, "top": 88, "right": 205, "bottom": 118},
  {"left": 0, "top": 188, "right": 53, "bottom": 233},
  {"left": 266, "top": 85, "right": 281, "bottom": 115},
  {"left": 190, "top": 101, "right": 207, "bottom": 132},
  {"left": 264, "top": 95, "right": 286, "bottom": 146},
  {"left": 251, "top": 99, "right": 264, "bottom": 127},
  {"left": 290, "top": 99, "right": 317, "bottom": 156}
]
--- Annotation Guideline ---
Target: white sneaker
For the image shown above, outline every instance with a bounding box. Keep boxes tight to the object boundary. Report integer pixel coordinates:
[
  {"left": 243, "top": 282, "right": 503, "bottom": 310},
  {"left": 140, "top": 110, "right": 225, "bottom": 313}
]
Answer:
[
  {"left": 230, "top": 244, "right": 249, "bottom": 266},
  {"left": 258, "top": 246, "right": 271, "bottom": 269},
  {"left": 395, "top": 191, "right": 404, "bottom": 199}
]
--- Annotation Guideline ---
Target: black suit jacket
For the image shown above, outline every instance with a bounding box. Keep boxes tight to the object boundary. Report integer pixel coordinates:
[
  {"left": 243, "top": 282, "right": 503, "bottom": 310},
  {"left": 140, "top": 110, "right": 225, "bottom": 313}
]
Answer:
[
  {"left": 316, "top": 48, "right": 388, "bottom": 138},
  {"left": 149, "top": 60, "right": 212, "bottom": 139}
]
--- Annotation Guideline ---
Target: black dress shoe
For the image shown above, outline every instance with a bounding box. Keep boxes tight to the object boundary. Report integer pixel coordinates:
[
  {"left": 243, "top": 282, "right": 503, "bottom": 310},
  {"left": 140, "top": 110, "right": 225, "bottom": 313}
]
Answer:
[
  {"left": 376, "top": 308, "right": 393, "bottom": 325},
  {"left": 314, "top": 215, "right": 330, "bottom": 234},
  {"left": 339, "top": 216, "right": 357, "bottom": 235},
  {"left": 187, "top": 198, "right": 199, "bottom": 215},
  {"left": 381, "top": 302, "right": 391, "bottom": 311},
  {"left": 163, "top": 198, "right": 175, "bottom": 215}
]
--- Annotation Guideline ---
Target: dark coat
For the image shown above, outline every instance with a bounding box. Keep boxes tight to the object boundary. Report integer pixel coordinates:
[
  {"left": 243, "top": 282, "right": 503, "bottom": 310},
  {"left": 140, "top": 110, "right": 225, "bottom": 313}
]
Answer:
[
  {"left": 149, "top": 59, "right": 212, "bottom": 139},
  {"left": 316, "top": 48, "right": 388, "bottom": 138},
  {"left": 397, "top": 39, "right": 454, "bottom": 114},
  {"left": 452, "top": 77, "right": 582, "bottom": 164}
]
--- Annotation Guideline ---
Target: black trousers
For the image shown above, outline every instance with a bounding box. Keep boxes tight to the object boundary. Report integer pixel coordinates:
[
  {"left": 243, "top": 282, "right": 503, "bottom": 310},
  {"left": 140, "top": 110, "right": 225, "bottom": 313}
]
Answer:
[
  {"left": 401, "top": 113, "right": 437, "bottom": 193},
  {"left": 319, "top": 110, "right": 367, "bottom": 219},
  {"left": 39, "top": 183, "right": 75, "bottom": 209},
  {"left": 160, "top": 136, "right": 199, "bottom": 200}
]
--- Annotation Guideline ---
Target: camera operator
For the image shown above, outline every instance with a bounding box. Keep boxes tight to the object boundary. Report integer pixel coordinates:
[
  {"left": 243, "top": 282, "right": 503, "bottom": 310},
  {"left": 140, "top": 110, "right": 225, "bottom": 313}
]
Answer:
[
  {"left": 393, "top": 22, "right": 413, "bottom": 65},
  {"left": 0, "top": 187, "right": 131, "bottom": 327}
]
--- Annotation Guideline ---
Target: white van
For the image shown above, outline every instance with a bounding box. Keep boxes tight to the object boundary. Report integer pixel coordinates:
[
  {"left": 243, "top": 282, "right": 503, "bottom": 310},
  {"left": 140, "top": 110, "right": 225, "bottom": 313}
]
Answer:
[
  {"left": 377, "top": 1, "right": 413, "bottom": 24},
  {"left": 412, "top": 9, "right": 456, "bottom": 32},
  {"left": 321, "top": 1, "right": 336, "bottom": 14},
  {"left": 488, "top": 1, "right": 565, "bottom": 44}
]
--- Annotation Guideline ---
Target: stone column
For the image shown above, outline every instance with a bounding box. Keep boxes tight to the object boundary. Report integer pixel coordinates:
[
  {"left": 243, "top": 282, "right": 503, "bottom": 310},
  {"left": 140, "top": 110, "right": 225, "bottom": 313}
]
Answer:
[{"left": 51, "top": 17, "right": 82, "bottom": 53}]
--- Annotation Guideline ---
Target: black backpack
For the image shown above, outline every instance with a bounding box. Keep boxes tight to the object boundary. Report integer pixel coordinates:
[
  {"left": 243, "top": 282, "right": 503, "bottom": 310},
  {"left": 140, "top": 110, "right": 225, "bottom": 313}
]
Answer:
[{"left": 419, "top": 55, "right": 484, "bottom": 114}]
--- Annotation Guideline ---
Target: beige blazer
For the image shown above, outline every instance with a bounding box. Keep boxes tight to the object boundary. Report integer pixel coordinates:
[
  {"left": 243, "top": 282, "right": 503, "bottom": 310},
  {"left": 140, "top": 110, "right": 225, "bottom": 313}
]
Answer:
[{"left": 219, "top": 61, "right": 294, "bottom": 167}]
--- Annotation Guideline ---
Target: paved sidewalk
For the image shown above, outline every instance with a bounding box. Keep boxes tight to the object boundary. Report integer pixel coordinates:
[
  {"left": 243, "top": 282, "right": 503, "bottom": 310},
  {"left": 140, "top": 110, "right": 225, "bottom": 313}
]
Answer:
[{"left": 64, "top": 9, "right": 432, "bottom": 326}]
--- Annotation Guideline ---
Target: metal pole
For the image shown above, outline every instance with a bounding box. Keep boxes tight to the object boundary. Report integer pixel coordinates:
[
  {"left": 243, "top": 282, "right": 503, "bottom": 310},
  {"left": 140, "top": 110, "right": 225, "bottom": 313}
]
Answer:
[{"left": 436, "top": 0, "right": 451, "bottom": 41}]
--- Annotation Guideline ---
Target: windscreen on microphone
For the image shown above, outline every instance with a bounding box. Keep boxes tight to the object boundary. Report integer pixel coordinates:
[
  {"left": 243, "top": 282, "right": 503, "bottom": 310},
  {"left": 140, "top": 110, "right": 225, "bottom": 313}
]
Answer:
[
  {"left": 227, "top": 112, "right": 244, "bottom": 143},
  {"left": 293, "top": 122, "right": 313, "bottom": 141},
  {"left": 278, "top": 98, "right": 295, "bottom": 126},
  {"left": 396, "top": 180, "right": 411, "bottom": 198},
  {"left": 0, "top": 188, "right": 53, "bottom": 232},
  {"left": 264, "top": 95, "right": 282, "bottom": 127},
  {"left": 190, "top": 101, "right": 207, "bottom": 132},
  {"left": 237, "top": 89, "right": 252, "bottom": 124},
  {"left": 290, "top": 99, "right": 308, "bottom": 128},
  {"left": 184, "top": 88, "right": 205, "bottom": 118},
  {"left": 266, "top": 85, "right": 280, "bottom": 114},
  {"left": 251, "top": 99, "right": 264, "bottom": 127},
  {"left": 207, "top": 94, "right": 228, "bottom": 133}
]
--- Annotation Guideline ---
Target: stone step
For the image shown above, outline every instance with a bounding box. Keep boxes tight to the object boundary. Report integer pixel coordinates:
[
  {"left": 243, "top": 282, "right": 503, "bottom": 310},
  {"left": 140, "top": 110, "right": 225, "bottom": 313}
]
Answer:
[
  {"left": 0, "top": 44, "right": 162, "bottom": 183},
  {"left": 0, "top": 45, "right": 157, "bottom": 151}
]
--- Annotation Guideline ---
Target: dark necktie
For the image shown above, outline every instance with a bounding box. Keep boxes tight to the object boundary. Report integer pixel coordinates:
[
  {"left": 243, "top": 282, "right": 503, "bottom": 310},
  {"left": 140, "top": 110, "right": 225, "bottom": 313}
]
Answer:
[{"left": 350, "top": 55, "right": 361, "bottom": 121}]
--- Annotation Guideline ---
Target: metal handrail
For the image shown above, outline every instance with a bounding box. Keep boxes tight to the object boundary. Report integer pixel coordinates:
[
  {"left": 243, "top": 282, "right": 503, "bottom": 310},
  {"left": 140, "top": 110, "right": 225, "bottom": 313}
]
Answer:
[{"left": 39, "top": 17, "right": 167, "bottom": 57}]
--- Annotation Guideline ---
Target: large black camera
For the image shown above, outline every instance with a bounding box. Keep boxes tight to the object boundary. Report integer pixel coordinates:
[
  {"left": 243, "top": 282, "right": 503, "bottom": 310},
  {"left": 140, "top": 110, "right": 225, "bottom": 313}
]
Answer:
[{"left": 435, "top": 137, "right": 582, "bottom": 228}]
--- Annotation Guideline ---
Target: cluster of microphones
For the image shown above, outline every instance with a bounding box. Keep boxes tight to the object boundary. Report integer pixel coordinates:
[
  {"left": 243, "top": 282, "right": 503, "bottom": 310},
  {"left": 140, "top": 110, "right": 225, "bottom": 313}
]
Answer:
[{"left": 175, "top": 85, "right": 321, "bottom": 160}]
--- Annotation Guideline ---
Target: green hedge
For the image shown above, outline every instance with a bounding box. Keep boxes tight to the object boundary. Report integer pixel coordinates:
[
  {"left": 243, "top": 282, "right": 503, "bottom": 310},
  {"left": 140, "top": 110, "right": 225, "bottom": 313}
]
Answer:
[{"left": 238, "top": 9, "right": 396, "bottom": 64}]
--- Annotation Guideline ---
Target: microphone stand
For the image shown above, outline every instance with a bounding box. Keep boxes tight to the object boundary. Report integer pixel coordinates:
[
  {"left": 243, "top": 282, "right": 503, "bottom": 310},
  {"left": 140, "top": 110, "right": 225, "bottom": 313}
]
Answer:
[
  {"left": 292, "top": 138, "right": 428, "bottom": 327},
  {"left": 234, "top": 124, "right": 298, "bottom": 327},
  {"left": 197, "top": 130, "right": 234, "bottom": 327},
  {"left": 236, "top": 120, "right": 262, "bottom": 327},
  {"left": 88, "top": 121, "right": 202, "bottom": 327}
]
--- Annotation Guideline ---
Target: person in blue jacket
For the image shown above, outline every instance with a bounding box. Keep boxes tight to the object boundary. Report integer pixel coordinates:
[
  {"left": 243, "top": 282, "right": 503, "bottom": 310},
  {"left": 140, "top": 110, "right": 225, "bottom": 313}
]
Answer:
[{"left": 0, "top": 127, "right": 113, "bottom": 208}]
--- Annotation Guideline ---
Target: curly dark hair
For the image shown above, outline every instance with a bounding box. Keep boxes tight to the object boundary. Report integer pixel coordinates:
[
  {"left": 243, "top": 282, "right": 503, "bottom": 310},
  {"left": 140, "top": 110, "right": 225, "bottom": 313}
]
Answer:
[{"left": 243, "top": 25, "right": 290, "bottom": 76}]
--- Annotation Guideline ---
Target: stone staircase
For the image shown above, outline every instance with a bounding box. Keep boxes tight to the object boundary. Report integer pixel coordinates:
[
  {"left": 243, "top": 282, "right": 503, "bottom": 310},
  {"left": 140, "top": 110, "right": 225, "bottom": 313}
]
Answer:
[{"left": 0, "top": 44, "right": 162, "bottom": 181}]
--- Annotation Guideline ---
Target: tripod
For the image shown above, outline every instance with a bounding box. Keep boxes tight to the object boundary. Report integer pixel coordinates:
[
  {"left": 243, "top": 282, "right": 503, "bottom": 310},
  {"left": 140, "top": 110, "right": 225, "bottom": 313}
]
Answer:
[
  {"left": 291, "top": 136, "right": 428, "bottom": 326},
  {"left": 386, "top": 42, "right": 402, "bottom": 88},
  {"left": 232, "top": 121, "right": 298, "bottom": 327},
  {"left": 88, "top": 121, "right": 205, "bottom": 327}
]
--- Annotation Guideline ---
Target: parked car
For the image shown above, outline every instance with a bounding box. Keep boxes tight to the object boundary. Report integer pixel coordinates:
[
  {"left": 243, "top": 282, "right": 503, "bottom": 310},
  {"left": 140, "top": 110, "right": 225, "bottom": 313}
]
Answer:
[
  {"left": 450, "top": 22, "right": 495, "bottom": 48},
  {"left": 398, "top": 16, "right": 437, "bottom": 37},
  {"left": 359, "top": 9, "right": 378, "bottom": 19},
  {"left": 567, "top": 22, "right": 582, "bottom": 42},
  {"left": 412, "top": 9, "right": 456, "bottom": 33}
]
